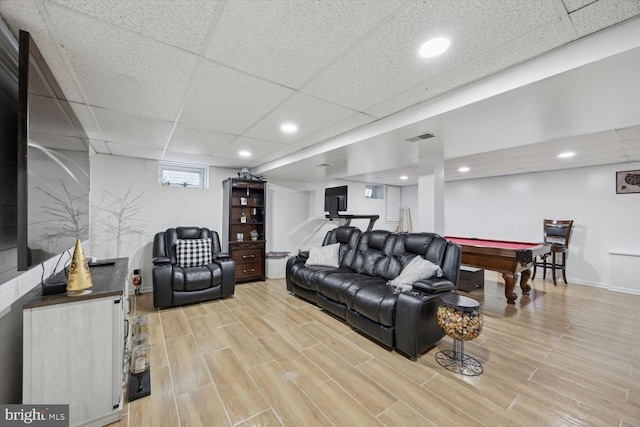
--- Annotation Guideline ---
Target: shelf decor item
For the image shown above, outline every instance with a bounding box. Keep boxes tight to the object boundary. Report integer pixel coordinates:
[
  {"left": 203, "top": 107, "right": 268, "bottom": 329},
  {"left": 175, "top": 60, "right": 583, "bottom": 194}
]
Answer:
[
  {"left": 128, "top": 343, "right": 151, "bottom": 401},
  {"left": 128, "top": 315, "right": 151, "bottom": 402},
  {"left": 130, "top": 344, "right": 150, "bottom": 374},
  {"left": 132, "top": 315, "right": 148, "bottom": 336},
  {"left": 66, "top": 239, "right": 93, "bottom": 296}
]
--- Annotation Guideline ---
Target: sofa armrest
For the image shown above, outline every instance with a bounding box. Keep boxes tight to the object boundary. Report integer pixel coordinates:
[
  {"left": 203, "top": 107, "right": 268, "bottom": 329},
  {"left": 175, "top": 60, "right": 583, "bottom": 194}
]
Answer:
[
  {"left": 212, "top": 252, "right": 231, "bottom": 260},
  {"left": 412, "top": 278, "right": 456, "bottom": 294},
  {"left": 153, "top": 256, "right": 171, "bottom": 266},
  {"left": 394, "top": 290, "right": 454, "bottom": 360},
  {"left": 152, "top": 265, "right": 174, "bottom": 308},
  {"left": 285, "top": 255, "right": 308, "bottom": 292},
  {"left": 212, "top": 258, "right": 235, "bottom": 297}
]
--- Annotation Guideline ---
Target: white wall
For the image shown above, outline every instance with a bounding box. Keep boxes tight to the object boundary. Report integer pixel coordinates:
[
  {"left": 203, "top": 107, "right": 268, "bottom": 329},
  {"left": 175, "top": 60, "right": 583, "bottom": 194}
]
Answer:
[
  {"left": 442, "top": 162, "right": 640, "bottom": 290},
  {"left": 90, "top": 154, "right": 236, "bottom": 290},
  {"left": 266, "top": 179, "right": 399, "bottom": 254},
  {"left": 400, "top": 185, "right": 419, "bottom": 231},
  {"left": 6, "top": 156, "right": 637, "bottom": 300}
]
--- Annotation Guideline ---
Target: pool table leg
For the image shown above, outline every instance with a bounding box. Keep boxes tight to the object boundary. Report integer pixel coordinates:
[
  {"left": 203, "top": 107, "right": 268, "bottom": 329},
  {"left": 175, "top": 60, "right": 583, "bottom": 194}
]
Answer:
[
  {"left": 501, "top": 273, "right": 518, "bottom": 304},
  {"left": 520, "top": 268, "right": 532, "bottom": 295}
]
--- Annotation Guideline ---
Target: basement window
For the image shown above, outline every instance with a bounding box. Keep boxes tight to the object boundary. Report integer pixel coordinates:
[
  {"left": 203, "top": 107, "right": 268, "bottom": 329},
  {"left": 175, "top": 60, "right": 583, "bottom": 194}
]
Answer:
[
  {"left": 365, "top": 185, "right": 384, "bottom": 199},
  {"left": 158, "top": 162, "right": 208, "bottom": 188}
]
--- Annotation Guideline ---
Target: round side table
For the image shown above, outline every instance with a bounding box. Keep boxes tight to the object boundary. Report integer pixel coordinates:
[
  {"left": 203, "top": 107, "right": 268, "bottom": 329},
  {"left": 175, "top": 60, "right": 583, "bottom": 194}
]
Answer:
[{"left": 435, "top": 293, "right": 484, "bottom": 376}]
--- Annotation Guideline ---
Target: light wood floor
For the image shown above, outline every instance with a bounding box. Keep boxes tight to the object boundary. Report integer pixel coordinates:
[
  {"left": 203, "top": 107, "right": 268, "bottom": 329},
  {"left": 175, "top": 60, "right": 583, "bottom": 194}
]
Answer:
[{"left": 110, "top": 273, "right": 640, "bottom": 427}]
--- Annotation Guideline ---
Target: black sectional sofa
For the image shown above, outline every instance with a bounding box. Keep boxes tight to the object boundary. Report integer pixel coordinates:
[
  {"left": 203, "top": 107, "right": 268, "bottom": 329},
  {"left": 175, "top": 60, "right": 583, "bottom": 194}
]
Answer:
[{"left": 286, "top": 226, "right": 461, "bottom": 359}]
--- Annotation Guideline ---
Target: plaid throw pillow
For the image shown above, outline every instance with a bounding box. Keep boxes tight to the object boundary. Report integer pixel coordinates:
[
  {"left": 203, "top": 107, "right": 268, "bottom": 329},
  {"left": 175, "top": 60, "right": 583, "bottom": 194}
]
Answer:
[{"left": 175, "top": 238, "right": 212, "bottom": 267}]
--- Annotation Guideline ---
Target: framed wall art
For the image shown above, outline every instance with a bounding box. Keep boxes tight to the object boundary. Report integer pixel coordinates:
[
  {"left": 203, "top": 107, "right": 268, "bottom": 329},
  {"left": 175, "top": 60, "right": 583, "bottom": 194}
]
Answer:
[{"left": 616, "top": 169, "right": 640, "bottom": 194}]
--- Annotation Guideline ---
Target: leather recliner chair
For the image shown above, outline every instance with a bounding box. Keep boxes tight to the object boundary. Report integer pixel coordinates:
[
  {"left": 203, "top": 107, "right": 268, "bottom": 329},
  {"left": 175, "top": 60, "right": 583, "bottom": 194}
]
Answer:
[{"left": 152, "top": 227, "right": 235, "bottom": 308}]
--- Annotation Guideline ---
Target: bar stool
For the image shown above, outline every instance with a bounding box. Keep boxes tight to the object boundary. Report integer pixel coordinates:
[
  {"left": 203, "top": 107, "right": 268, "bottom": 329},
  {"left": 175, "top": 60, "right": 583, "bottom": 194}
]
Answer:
[
  {"left": 533, "top": 219, "right": 573, "bottom": 285},
  {"left": 435, "top": 293, "right": 483, "bottom": 376}
]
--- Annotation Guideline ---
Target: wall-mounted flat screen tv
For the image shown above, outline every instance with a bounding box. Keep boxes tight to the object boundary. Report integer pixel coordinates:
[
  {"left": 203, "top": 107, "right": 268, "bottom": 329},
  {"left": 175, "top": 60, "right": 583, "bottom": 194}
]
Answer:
[
  {"left": 324, "top": 185, "right": 348, "bottom": 215},
  {"left": 17, "top": 30, "right": 90, "bottom": 270}
]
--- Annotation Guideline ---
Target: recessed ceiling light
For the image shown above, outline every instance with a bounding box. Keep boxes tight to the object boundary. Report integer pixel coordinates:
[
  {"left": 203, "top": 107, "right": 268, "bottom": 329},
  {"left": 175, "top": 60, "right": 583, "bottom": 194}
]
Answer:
[
  {"left": 281, "top": 123, "right": 298, "bottom": 133},
  {"left": 400, "top": 175, "right": 409, "bottom": 180},
  {"left": 557, "top": 151, "right": 575, "bottom": 158},
  {"left": 418, "top": 37, "right": 450, "bottom": 58},
  {"left": 238, "top": 150, "right": 251, "bottom": 157},
  {"left": 458, "top": 166, "right": 470, "bottom": 172}
]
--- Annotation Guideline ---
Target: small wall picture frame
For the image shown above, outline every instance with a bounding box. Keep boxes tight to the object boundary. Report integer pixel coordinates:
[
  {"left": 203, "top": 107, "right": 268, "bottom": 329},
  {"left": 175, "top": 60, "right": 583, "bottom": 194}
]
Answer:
[
  {"left": 616, "top": 169, "right": 640, "bottom": 194},
  {"left": 236, "top": 233, "right": 244, "bottom": 241}
]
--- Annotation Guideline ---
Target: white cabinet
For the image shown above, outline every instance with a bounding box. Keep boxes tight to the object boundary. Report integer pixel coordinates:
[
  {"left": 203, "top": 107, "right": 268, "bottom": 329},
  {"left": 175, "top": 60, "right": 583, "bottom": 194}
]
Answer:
[{"left": 23, "top": 258, "right": 129, "bottom": 427}]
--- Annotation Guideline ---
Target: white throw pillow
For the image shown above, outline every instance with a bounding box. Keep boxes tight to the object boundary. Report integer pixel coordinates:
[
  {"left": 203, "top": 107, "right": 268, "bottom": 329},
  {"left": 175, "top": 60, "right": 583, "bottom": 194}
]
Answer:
[
  {"left": 305, "top": 243, "right": 340, "bottom": 268},
  {"left": 388, "top": 256, "right": 443, "bottom": 292}
]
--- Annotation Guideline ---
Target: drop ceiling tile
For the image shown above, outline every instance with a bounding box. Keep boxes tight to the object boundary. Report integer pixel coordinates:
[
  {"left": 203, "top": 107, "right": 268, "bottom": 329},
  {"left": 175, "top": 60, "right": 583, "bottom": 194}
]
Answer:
[
  {"left": 243, "top": 93, "right": 359, "bottom": 143},
  {"left": 562, "top": 156, "right": 631, "bottom": 169},
  {"left": 91, "top": 108, "right": 173, "bottom": 149},
  {"left": 445, "top": 153, "right": 501, "bottom": 170},
  {"left": 0, "top": 0, "right": 85, "bottom": 103},
  {"left": 494, "top": 137, "right": 620, "bottom": 161},
  {"left": 565, "top": 141, "right": 626, "bottom": 155},
  {"left": 616, "top": 125, "right": 640, "bottom": 141},
  {"left": 179, "top": 59, "right": 293, "bottom": 135},
  {"left": 562, "top": 0, "right": 597, "bottom": 14},
  {"left": 446, "top": 163, "right": 529, "bottom": 181},
  {"left": 207, "top": 157, "right": 249, "bottom": 169},
  {"left": 293, "top": 113, "right": 376, "bottom": 148},
  {"left": 106, "top": 142, "right": 163, "bottom": 160},
  {"left": 343, "top": 165, "right": 420, "bottom": 186},
  {"left": 28, "top": 94, "right": 84, "bottom": 137},
  {"left": 29, "top": 131, "right": 87, "bottom": 152},
  {"left": 89, "top": 139, "right": 109, "bottom": 154},
  {"left": 622, "top": 142, "right": 640, "bottom": 154},
  {"left": 214, "top": 137, "right": 288, "bottom": 161},
  {"left": 513, "top": 148, "right": 628, "bottom": 166},
  {"left": 304, "top": 0, "right": 558, "bottom": 111},
  {"left": 252, "top": 145, "right": 302, "bottom": 165},
  {"left": 161, "top": 150, "right": 212, "bottom": 165},
  {"left": 205, "top": 0, "right": 404, "bottom": 89},
  {"left": 366, "top": 19, "right": 570, "bottom": 118},
  {"left": 45, "top": 2, "right": 198, "bottom": 121},
  {"left": 69, "top": 102, "right": 101, "bottom": 138},
  {"left": 569, "top": 0, "right": 640, "bottom": 37},
  {"left": 444, "top": 137, "right": 634, "bottom": 181},
  {"left": 551, "top": 130, "right": 620, "bottom": 148},
  {"left": 168, "top": 125, "right": 237, "bottom": 155},
  {"left": 50, "top": 0, "right": 218, "bottom": 53}
]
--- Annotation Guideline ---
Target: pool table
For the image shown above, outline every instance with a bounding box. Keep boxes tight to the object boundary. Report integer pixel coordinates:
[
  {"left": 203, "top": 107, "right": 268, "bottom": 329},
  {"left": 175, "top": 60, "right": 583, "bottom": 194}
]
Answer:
[{"left": 446, "top": 237, "right": 551, "bottom": 304}]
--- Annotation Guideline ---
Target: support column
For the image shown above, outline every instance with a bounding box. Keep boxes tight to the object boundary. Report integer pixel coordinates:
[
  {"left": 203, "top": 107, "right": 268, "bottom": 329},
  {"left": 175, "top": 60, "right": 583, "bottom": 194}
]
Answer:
[{"left": 417, "top": 137, "right": 444, "bottom": 234}]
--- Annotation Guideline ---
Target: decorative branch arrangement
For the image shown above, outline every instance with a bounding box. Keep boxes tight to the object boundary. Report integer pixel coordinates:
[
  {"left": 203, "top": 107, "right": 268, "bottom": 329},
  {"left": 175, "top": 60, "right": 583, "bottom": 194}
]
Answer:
[
  {"left": 95, "top": 186, "right": 148, "bottom": 257},
  {"left": 36, "top": 181, "right": 89, "bottom": 251}
]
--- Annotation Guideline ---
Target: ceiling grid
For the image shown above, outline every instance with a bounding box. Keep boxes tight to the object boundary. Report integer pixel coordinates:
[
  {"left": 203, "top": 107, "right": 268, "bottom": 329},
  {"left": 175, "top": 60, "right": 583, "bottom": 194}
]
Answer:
[{"left": 1, "top": 0, "right": 638, "bottom": 183}]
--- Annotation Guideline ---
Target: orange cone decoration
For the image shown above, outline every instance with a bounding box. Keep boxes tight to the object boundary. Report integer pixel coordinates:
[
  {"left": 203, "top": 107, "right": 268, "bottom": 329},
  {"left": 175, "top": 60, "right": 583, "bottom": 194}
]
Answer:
[{"left": 67, "top": 240, "right": 93, "bottom": 295}]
